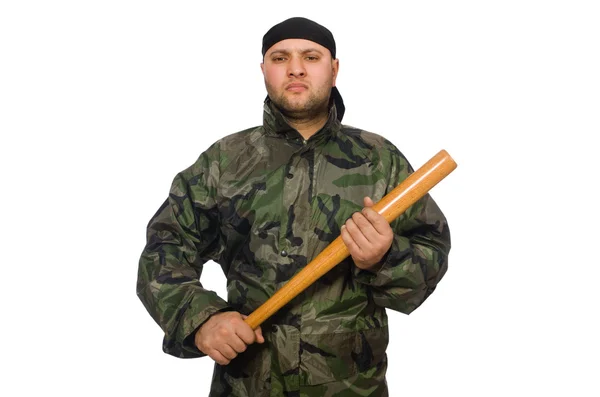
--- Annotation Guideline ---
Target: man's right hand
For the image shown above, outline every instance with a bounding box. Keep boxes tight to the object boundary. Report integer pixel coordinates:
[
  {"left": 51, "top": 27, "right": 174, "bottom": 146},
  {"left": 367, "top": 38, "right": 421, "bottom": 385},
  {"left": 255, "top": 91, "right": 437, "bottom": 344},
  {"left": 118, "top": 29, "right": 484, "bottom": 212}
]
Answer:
[{"left": 194, "top": 311, "right": 265, "bottom": 365}]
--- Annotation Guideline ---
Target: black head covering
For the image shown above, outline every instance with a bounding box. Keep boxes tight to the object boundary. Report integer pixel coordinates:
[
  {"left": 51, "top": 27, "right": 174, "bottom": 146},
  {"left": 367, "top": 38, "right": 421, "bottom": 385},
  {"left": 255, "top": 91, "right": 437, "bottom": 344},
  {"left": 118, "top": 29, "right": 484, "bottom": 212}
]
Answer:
[
  {"left": 262, "top": 17, "right": 336, "bottom": 59},
  {"left": 261, "top": 17, "right": 345, "bottom": 121}
]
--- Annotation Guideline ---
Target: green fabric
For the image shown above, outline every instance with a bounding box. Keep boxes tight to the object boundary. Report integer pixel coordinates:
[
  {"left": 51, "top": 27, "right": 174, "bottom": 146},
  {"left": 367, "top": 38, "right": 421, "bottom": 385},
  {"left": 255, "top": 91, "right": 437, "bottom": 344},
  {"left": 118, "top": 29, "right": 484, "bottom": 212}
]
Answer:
[{"left": 137, "top": 100, "right": 451, "bottom": 396}]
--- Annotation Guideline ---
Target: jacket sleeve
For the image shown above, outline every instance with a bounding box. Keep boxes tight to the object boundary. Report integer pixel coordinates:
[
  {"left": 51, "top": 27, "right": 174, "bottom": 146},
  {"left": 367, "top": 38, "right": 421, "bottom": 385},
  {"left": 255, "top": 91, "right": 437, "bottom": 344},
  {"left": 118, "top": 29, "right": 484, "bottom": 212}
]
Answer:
[
  {"left": 136, "top": 144, "right": 232, "bottom": 358},
  {"left": 353, "top": 146, "right": 451, "bottom": 314}
]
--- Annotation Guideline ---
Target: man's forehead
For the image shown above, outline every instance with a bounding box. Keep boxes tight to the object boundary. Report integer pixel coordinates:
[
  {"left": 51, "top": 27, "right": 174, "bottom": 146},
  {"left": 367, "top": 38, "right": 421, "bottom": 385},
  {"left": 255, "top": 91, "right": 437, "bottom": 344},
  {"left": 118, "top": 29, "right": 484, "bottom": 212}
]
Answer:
[{"left": 266, "top": 39, "right": 329, "bottom": 56}]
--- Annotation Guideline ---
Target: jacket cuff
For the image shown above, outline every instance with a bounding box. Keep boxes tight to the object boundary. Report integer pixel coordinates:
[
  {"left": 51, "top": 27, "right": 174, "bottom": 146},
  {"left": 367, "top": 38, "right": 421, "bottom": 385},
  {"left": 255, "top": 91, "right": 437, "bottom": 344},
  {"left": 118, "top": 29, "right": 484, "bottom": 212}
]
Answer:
[
  {"left": 167, "top": 292, "right": 233, "bottom": 358},
  {"left": 352, "top": 248, "right": 392, "bottom": 286}
]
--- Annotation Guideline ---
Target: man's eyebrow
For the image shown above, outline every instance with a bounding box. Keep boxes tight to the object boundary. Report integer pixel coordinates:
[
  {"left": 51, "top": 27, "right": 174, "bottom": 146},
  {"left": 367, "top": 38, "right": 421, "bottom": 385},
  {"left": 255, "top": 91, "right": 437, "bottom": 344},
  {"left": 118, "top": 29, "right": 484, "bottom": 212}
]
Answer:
[{"left": 268, "top": 48, "right": 324, "bottom": 56}]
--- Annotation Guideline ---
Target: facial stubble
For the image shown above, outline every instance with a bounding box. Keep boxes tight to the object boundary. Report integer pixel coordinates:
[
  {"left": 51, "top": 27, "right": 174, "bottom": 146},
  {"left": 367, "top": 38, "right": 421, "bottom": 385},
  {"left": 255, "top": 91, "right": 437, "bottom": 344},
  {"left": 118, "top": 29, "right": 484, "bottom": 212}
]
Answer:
[{"left": 265, "top": 80, "right": 332, "bottom": 122}]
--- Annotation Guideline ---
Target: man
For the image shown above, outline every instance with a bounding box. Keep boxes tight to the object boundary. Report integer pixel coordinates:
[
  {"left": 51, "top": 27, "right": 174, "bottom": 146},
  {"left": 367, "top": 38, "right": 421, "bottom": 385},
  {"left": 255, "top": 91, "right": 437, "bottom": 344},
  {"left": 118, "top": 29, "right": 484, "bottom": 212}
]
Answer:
[{"left": 137, "top": 17, "right": 450, "bottom": 397}]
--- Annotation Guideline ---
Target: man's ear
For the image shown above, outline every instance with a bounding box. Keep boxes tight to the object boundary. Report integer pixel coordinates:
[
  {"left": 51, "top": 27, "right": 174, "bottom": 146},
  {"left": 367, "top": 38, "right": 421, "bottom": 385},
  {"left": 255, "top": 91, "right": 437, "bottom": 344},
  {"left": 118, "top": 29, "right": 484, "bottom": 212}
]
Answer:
[{"left": 332, "top": 58, "right": 339, "bottom": 86}]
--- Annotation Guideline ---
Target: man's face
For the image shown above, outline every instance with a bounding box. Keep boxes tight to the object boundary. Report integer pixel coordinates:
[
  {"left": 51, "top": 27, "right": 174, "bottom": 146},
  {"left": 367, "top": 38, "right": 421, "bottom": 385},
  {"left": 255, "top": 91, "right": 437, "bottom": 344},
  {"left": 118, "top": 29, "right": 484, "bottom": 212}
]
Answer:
[{"left": 261, "top": 39, "right": 339, "bottom": 119}]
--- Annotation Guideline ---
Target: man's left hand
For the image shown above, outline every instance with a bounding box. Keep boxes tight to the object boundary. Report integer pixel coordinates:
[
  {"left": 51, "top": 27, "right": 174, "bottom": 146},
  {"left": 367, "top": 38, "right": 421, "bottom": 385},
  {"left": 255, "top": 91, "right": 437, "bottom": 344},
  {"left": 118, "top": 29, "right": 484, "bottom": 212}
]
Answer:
[{"left": 340, "top": 196, "right": 393, "bottom": 272}]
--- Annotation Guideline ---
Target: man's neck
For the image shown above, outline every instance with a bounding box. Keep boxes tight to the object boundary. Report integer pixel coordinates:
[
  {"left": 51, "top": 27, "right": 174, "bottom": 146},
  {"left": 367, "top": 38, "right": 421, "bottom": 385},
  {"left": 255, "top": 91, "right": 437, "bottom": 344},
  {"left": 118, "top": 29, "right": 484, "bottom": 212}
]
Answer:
[{"left": 288, "top": 112, "right": 329, "bottom": 140}]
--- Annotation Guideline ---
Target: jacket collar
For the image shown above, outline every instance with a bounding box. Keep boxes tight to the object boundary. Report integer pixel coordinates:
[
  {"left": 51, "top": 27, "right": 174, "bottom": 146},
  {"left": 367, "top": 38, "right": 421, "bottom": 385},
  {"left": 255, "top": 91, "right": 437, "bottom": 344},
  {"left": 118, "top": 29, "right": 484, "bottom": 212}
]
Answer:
[{"left": 262, "top": 98, "right": 342, "bottom": 142}]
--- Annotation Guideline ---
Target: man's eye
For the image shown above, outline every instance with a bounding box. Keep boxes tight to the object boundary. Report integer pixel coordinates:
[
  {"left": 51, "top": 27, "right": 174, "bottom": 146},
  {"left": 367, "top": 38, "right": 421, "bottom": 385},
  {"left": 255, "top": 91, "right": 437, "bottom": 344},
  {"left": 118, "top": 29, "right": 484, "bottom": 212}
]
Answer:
[
  {"left": 306, "top": 56, "right": 319, "bottom": 61},
  {"left": 272, "top": 57, "right": 286, "bottom": 62}
]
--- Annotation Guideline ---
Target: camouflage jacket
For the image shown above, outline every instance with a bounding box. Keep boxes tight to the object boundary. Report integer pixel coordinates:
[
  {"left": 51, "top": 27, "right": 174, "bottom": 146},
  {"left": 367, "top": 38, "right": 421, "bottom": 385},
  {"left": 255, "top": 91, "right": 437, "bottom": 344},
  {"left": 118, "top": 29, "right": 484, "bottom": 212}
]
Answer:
[{"left": 137, "top": 100, "right": 451, "bottom": 397}]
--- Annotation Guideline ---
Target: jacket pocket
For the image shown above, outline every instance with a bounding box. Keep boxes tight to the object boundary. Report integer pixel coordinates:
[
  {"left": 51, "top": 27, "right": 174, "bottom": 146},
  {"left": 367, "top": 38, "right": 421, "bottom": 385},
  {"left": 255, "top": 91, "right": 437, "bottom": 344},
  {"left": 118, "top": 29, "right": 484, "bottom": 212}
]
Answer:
[{"left": 299, "top": 326, "right": 389, "bottom": 385}]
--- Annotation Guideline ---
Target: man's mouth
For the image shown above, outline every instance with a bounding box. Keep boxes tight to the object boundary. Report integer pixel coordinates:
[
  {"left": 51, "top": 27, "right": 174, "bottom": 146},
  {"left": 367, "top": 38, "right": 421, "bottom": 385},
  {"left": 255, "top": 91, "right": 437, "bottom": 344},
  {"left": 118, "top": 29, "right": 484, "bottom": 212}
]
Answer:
[{"left": 286, "top": 83, "right": 308, "bottom": 92}]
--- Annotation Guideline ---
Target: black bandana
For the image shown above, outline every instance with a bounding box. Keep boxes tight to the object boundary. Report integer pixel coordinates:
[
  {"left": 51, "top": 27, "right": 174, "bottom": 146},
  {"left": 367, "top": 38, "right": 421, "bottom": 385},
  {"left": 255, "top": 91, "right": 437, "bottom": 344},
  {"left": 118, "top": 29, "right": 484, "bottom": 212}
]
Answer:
[
  {"left": 261, "top": 17, "right": 345, "bottom": 121},
  {"left": 262, "top": 17, "right": 336, "bottom": 59}
]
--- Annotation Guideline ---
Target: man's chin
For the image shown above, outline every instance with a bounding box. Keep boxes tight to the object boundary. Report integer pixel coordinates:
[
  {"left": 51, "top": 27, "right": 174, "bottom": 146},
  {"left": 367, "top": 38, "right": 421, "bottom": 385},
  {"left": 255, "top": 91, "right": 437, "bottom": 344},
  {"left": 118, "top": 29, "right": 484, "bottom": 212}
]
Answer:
[
  {"left": 285, "top": 103, "right": 309, "bottom": 113},
  {"left": 282, "top": 95, "right": 308, "bottom": 107},
  {"left": 278, "top": 100, "right": 310, "bottom": 114},
  {"left": 272, "top": 95, "right": 326, "bottom": 118}
]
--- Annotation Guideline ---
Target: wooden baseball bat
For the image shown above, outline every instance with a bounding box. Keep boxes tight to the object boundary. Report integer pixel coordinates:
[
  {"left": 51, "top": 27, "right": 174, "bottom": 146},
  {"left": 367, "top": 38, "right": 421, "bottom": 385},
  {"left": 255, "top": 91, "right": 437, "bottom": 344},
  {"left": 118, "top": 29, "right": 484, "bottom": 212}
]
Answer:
[{"left": 244, "top": 149, "right": 457, "bottom": 330}]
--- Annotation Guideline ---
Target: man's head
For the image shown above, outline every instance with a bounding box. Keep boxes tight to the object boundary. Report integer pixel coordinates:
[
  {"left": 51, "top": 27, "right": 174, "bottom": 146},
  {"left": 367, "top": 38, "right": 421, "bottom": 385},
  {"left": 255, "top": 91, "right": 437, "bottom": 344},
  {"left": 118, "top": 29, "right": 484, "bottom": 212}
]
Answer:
[{"left": 260, "top": 17, "right": 344, "bottom": 121}]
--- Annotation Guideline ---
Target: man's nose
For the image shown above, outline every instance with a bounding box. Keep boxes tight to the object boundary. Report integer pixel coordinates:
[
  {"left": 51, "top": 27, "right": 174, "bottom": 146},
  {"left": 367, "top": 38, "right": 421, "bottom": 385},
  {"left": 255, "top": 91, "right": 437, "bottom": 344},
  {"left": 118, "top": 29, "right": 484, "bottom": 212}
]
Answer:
[{"left": 288, "top": 56, "right": 306, "bottom": 77}]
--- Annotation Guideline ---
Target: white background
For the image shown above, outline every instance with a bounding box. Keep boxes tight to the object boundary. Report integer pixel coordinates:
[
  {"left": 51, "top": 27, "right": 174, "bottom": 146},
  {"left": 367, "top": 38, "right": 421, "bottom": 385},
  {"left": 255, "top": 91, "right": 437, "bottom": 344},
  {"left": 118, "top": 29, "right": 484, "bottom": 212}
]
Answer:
[{"left": 1, "top": 1, "right": 599, "bottom": 396}]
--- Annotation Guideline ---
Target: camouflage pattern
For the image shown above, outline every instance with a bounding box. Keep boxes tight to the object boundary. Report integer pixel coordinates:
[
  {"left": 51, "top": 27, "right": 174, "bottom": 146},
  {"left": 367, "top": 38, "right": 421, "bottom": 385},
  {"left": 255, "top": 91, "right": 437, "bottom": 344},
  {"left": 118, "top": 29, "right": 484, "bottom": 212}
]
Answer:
[{"left": 137, "top": 99, "right": 451, "bottom": 396}]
